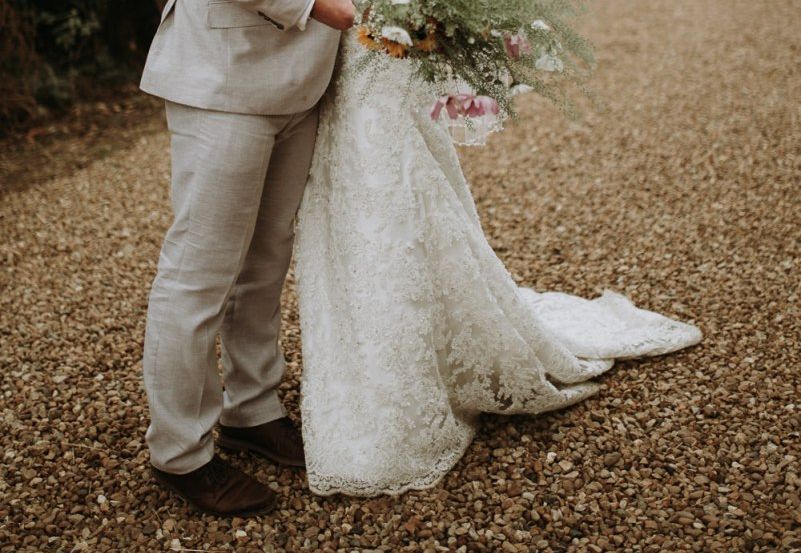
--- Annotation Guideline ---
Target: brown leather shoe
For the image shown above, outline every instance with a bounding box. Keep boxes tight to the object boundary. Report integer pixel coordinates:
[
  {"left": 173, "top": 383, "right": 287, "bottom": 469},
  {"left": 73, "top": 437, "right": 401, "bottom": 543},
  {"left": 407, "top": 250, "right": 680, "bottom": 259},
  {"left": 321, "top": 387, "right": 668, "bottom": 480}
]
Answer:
[
  {"left": 218, "top": 417, "right": 306, "bottom": 468},
  {"left": 151, "top": 455, "right": 277, "bottom": 517}
]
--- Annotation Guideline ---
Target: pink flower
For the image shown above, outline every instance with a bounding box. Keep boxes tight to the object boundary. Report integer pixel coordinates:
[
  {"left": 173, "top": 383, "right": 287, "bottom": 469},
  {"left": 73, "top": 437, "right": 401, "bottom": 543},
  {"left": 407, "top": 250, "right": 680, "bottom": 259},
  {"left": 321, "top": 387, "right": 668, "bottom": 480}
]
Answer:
[
  {"left": 504, "top": 33, "right": 532, "bottom": 60},
  {"left": 430, "top": 94, "right": 500, "bottom": 121}
]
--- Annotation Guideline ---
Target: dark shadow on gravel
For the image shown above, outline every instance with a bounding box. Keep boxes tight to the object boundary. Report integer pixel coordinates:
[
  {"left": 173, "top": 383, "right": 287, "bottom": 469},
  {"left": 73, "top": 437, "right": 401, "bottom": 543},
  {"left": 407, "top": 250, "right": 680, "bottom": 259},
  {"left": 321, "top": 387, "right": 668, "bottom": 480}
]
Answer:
[{"left": 0, "top": 93, "right": 164, "bottom": 200}]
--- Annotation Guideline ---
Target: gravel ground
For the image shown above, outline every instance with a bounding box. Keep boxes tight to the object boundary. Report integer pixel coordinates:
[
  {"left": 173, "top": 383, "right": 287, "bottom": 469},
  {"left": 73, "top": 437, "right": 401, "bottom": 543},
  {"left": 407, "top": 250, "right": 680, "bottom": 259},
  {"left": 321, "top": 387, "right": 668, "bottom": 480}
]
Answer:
[{"left": 2, "top": 1, "right": 800, "bottom": 551}]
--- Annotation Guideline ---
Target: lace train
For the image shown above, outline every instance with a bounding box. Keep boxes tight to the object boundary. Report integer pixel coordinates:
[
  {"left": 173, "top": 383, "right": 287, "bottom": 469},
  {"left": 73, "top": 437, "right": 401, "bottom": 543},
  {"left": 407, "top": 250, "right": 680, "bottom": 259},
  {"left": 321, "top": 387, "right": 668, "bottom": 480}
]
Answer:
[{"left": 294, "top": 34, "right": 702, "bottom": 497}]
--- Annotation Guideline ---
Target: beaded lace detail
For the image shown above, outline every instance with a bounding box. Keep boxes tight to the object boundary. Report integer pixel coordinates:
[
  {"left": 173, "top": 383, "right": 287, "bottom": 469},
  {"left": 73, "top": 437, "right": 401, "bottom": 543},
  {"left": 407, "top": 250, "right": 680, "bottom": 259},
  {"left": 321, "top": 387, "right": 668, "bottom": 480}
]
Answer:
[{"left": 295, "top": 33, "right": 702, "bottom": 497}]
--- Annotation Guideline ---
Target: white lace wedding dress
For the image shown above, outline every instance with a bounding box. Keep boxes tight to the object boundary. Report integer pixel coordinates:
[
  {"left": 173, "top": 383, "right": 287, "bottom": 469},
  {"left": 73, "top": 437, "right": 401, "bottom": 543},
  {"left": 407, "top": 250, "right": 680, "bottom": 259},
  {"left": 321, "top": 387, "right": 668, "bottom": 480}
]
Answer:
[{"left": 294, "top": 34, "right": 702, "bottom": 497}]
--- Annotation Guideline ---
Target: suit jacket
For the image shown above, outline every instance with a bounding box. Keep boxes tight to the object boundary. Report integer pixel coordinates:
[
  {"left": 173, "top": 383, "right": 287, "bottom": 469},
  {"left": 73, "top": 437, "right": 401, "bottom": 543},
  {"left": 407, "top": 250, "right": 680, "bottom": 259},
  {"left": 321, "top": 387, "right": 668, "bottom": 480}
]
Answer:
[{"left": 140, "top": 0, "right": 341, "bottom": 115}]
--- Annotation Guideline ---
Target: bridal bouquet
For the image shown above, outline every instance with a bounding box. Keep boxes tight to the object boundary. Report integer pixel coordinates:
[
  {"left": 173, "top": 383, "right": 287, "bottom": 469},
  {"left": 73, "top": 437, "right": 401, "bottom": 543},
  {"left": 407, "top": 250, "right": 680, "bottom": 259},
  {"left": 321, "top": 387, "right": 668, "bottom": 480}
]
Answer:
[{"left": 354, "top": 0, "right": 595, "bottom": 143}]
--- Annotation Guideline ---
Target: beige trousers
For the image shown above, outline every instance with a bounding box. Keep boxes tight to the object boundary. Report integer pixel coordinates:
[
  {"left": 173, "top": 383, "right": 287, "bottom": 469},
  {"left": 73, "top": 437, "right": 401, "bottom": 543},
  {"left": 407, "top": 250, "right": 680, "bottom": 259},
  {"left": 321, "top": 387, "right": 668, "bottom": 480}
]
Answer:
[{"left": 143, "top": 100, "right": 318, "bottom": 473}]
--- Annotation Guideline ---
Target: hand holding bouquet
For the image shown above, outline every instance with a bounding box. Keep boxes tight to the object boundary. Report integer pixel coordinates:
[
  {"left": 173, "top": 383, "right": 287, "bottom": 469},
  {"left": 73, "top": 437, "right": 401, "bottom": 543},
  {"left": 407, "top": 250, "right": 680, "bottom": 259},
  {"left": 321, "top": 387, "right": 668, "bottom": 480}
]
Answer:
[{"left": 354, "top": 0, "right": 594, "bottom": 142}]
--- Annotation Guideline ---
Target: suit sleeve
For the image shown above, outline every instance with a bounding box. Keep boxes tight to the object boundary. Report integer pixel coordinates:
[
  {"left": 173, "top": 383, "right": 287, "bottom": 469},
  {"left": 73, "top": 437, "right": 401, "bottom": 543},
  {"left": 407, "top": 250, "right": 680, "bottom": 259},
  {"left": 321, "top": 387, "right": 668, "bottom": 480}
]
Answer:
[
  {"left": 296, "top": 0, "right": 316, "bottom": 31},
  {"left": 230, "top": 0, "right": 312, "bottom": 30}
]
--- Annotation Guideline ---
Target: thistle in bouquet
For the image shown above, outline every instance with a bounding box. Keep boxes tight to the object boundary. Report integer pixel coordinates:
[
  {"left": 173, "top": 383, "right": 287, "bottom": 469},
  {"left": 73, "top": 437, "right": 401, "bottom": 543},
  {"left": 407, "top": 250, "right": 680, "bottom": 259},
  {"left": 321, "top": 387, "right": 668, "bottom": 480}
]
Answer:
[{"left": 354, "top": 0, "right": 596, "bottom": 122}]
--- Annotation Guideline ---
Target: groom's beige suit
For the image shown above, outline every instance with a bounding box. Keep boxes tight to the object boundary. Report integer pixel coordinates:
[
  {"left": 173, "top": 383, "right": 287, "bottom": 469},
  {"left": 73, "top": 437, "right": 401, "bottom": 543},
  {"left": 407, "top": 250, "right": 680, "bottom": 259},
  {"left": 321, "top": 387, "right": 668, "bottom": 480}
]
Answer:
[{"left": 140, "top": 0, "right": 339, "bottom": 473}]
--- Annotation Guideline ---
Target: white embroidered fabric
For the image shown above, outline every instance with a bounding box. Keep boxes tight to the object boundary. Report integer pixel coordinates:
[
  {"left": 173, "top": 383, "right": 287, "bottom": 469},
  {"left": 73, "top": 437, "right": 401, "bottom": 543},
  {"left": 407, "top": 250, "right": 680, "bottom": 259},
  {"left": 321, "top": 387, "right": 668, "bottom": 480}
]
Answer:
[{"left": 294, "top": 34, "right": 702, "bottom": 497}]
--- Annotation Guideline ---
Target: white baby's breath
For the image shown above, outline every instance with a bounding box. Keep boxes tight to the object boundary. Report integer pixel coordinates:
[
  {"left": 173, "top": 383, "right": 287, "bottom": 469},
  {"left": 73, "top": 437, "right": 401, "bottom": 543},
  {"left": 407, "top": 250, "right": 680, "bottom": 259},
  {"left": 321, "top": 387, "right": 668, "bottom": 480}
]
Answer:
[{"left": 355, "top": 0, "right": 595, "bottom": 117}]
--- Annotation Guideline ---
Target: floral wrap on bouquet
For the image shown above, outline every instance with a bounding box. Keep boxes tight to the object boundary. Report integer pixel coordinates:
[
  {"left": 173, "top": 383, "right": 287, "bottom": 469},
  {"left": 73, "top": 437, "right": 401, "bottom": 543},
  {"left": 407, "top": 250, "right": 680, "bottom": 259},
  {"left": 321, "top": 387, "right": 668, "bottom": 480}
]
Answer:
[{"left": 354, "top": 0, "right": 595, "bottom": 144}]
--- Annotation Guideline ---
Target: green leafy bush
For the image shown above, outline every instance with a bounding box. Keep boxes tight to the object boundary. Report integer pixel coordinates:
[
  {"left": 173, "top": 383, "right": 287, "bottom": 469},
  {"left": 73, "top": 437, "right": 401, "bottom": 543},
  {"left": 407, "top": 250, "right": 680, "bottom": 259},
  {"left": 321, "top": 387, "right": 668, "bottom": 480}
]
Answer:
[{"left": 1, "top": 0, "right": 163, "bottom": 129}]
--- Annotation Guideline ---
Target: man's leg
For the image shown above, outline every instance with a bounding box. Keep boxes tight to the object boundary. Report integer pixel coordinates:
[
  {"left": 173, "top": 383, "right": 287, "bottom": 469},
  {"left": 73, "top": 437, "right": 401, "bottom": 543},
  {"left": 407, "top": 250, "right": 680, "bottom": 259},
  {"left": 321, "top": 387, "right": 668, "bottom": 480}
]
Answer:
[
  {"left": 219, "top": 106, "right": 319, "bottom": 427},
  {"left": 143, "top": 101, "right": 290, "bottom": 474}
]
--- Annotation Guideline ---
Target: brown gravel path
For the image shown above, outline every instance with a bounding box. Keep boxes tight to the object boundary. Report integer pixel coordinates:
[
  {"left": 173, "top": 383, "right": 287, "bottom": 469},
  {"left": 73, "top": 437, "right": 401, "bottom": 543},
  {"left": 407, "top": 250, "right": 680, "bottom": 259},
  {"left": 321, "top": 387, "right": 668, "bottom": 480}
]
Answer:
[{"left": 2, "top": 1, "right": 800, "bottom": 551}]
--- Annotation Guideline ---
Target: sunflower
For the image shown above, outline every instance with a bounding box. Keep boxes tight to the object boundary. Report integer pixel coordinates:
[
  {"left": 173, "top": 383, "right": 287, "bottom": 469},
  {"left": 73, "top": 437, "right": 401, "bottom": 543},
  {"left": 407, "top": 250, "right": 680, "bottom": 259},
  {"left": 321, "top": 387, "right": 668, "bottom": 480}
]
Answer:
[
  {"left": 415, "top": 33, "right": 438, "bottom": 53},
  {"left": 381, "top": 38, "right": 409, "bottom": 59},
  {"left": 357, "top": 26, "right": 383, "bottom": 51}
]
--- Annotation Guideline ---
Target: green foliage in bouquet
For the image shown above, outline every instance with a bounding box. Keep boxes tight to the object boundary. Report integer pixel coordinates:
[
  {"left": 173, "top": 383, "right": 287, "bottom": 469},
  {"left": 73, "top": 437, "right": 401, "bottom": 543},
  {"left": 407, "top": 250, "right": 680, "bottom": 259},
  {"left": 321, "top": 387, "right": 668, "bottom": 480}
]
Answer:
[{"left": 355, "top": 0, "right": 595, "bottom": 116}]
